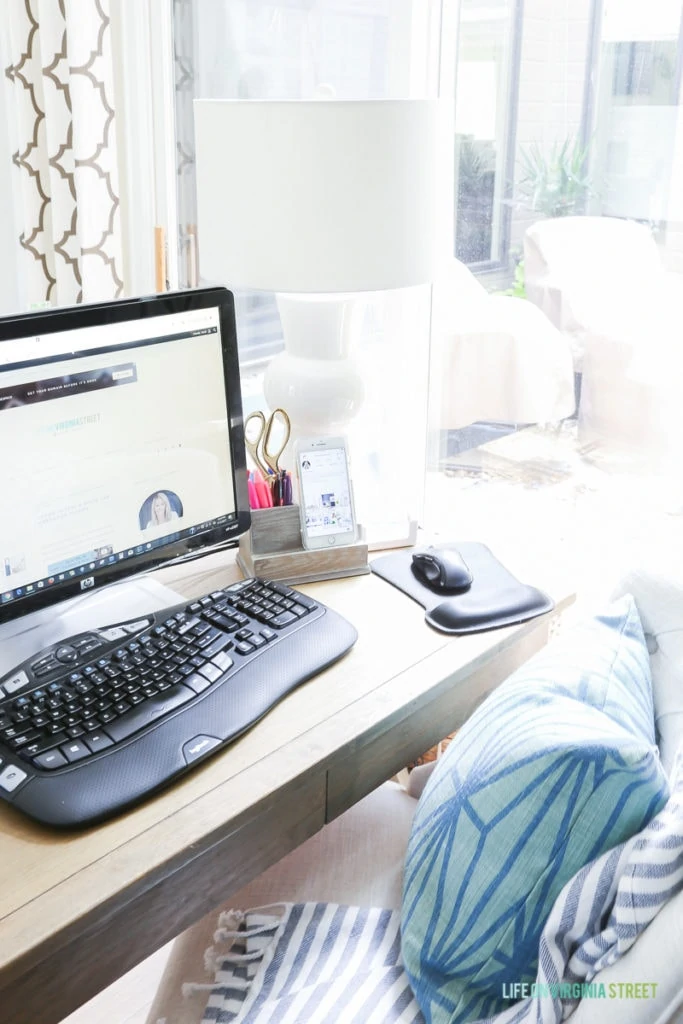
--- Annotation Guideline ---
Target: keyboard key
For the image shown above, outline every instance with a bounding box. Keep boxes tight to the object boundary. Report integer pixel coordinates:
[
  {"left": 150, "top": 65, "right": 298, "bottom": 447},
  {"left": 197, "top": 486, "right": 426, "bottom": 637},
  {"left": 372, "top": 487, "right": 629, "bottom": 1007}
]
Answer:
[
  {"left": 290, "top": 604, "right": 307, "bottom": 618},
  {"left": 24, "top": 732, "right": 67, "bottom": 757},
  {"left": 0, "top": 764, "right": 27, "bottom": 792},
  {"left": 4, "top": 671, "right": 29, "bottom": 695},
  {"left": 293, "top": 593, "right": 318, "bottom": 611},
  {"left": 67, "top": 726, "right": 85, "bottom": 739},
  {"left": 198, "top": 662, "right": 222, "bottom": 683},
  {"left": 196, "top": 627, "right": 222, "bottom": 649},
  {"left": 235, "top": 641, "right": 255, "bottom": 656},
  {"left": 185, "top": 673, "right": 211, "bottom": 694},
  {"left": 201, "top": 634, "right": 232, "bottom": 659},
  {"left": 34, "top": 749, "right": 68, "bottom": 771},
  {"left": 211, "top": 651, "right": 234, "bottom": 673},
  {"left": 177, "top": 616, "right": 201, "bottom": 636},
  {"left": 84, "top": 732, "right": 114, "bottom": 754},
  {"left": 260, "top": 628, "right": 277, "bottom": 642},
  {"left": 99, "top": 626, "right": 130, "bottom": 642},
  {"left": 235, "top": 628, "right": 253, "bottom": 641},
  {"left": 9, "top": 730, "right": 40, "bottom": 751},
  {"left": 60, "top": 740, "right": 90, "bottom": 763},
  {"left": 122, "top": 618, "right": 153, "bottom": 634},
  {"left": 249, "top": 635, "right": 267, "bottom": 649},
  {"left": 33, "top": 662, "right": 58, "bottom": 678},
  {"left": 212, "top": 614, "right": 240, "bottom": 632},
  {"left": 271, "top": 611, "right": 296, "bottom": 628},
  {"left": 105, "top": 684, "right": 194, "bottom": 743}
]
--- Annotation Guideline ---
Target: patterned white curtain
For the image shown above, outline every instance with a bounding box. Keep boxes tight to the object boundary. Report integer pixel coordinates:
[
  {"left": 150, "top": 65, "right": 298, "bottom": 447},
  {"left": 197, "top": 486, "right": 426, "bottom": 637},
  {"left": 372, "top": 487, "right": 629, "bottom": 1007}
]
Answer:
[{"left": 2, "top": 0, "right": 123, "bottom": 306}]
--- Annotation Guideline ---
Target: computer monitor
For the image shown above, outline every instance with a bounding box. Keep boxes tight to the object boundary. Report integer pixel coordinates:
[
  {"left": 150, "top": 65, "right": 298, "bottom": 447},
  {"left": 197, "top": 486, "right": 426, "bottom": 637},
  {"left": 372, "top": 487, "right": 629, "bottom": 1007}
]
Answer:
[{"left": 0, "top": 288, "right": 250, "bottom": 630}]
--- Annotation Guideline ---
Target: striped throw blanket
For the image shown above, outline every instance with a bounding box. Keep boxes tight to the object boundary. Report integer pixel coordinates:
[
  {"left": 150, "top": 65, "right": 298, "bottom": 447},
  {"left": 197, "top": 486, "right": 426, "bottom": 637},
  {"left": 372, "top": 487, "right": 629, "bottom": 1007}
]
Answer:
[{"left": 198, "top": 750, "right": 683, "bottom": 1024}]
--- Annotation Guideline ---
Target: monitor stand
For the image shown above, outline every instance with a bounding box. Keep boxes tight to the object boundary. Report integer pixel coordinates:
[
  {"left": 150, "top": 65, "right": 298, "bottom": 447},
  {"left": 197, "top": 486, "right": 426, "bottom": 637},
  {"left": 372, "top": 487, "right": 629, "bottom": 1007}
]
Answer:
[{"left": 0, "top": 577, "right": 184, "bottom": 680}]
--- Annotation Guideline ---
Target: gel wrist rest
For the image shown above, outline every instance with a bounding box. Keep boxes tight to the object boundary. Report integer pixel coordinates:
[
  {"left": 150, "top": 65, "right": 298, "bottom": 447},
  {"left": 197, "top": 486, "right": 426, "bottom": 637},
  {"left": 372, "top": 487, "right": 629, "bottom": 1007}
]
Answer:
[{"left": 370, "top": 542, "right": 553, "bottom": 635}]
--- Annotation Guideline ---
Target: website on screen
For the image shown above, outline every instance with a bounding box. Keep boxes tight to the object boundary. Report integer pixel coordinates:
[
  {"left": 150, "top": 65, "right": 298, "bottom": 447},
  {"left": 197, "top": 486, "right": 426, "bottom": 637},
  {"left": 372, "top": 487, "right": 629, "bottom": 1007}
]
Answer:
[{"left": 0, "top": 311, "right": 235, "bottom": 604}]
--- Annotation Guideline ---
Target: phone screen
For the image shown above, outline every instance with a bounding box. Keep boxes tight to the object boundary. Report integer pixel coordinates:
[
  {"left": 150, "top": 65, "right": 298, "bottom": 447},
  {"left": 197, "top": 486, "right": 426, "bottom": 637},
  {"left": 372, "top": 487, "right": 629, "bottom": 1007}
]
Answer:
[{"left": 298, "top": 446, "right": 354, "bottom": 538}]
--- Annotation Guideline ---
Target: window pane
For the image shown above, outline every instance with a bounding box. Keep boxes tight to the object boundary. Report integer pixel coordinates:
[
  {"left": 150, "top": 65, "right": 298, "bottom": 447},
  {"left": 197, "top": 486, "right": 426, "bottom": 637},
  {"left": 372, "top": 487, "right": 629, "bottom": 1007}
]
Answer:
[
  {"left": 426, "top": 0, "right": 683, "bottom": 603},
  {"left": 454, "top": 0, "right": 521, "bottom": 267}
]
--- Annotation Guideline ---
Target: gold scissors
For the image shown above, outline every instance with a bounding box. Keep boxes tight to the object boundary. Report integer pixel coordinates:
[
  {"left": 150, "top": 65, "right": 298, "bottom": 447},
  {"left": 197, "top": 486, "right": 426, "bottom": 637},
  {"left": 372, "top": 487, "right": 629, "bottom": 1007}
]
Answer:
[{"left": 244, "top": 407, "right": 291, "bottom": 477}]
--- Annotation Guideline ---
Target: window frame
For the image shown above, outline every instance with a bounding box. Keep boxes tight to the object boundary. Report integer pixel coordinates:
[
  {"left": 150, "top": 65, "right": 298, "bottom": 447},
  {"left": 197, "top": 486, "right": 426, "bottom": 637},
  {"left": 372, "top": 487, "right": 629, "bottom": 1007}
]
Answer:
[{"left": 452, "top": 0, "right": 524, "bottom": 274}]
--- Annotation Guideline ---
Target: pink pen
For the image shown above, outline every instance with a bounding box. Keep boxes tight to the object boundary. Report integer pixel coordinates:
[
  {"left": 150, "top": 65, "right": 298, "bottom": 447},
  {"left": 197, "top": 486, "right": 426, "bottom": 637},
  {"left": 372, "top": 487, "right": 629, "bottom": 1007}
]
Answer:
[{"left": 247, "top": 476, "right": 260, "bottom": 509}]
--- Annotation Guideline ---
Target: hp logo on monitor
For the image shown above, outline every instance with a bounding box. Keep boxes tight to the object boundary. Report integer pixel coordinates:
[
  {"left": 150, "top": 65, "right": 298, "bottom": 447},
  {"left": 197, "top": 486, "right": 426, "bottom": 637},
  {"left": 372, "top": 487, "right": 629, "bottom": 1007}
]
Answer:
[{"left": 80, "top": 576, "right": 95, "bottom": 591}]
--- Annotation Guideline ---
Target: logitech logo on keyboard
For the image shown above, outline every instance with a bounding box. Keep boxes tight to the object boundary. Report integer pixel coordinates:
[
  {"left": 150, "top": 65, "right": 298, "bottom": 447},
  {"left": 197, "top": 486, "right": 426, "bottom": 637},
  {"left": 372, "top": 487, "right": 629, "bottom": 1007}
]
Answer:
[
  {"left": 188, "top": 738, "right": 212, "bottom": 756},
  {"left": 80, "top": 576, "right": 95, "bottom": 591}
]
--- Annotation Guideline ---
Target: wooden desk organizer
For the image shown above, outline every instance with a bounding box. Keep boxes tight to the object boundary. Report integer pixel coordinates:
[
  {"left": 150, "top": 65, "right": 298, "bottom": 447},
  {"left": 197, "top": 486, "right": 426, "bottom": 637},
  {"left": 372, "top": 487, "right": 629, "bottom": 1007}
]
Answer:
[{"left": 237, "top": 505, "right": 370, "bottom": 584}]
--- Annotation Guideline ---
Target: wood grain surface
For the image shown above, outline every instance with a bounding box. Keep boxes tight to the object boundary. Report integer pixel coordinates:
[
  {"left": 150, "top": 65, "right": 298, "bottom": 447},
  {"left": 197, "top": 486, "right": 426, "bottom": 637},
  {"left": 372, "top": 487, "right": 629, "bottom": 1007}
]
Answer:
[{"left": 0, "top": 547, "right": 573, "bottom": 1024}]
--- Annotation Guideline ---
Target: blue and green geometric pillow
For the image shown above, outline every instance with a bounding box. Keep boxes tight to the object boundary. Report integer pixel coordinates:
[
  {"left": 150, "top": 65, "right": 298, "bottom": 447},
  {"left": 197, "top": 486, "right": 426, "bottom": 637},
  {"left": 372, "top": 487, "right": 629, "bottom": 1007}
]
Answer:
[{"left": 401, "top": 596, "right": 669, "bottom": 1024}]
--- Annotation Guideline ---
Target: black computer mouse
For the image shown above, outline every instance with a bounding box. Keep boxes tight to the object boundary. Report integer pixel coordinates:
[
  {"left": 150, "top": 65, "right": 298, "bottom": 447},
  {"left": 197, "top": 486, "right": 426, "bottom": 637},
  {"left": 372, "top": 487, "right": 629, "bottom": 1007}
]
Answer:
[{"left": 411, "top": 547, "right": 473, "bottom": 593}]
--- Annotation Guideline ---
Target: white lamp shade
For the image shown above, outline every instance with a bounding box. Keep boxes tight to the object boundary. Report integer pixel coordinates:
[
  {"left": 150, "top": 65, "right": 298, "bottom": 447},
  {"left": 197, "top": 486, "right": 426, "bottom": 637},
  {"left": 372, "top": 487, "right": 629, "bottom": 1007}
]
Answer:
[{"left": 193, "top": 99, "right": 440, "bottom": 293}]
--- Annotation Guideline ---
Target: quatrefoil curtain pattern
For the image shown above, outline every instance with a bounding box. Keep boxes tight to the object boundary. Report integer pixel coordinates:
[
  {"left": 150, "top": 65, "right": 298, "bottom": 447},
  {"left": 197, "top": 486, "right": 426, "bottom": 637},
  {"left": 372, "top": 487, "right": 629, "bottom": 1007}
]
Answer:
[{"left": 2, "top": 0, "right": 123, "bottom": 306}]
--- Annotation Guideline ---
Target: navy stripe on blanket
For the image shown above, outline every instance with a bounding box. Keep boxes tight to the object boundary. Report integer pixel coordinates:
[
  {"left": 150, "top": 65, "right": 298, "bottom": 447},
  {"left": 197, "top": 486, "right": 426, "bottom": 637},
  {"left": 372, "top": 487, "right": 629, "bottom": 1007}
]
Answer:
[{"left": 200, "top": 749, "right": 683, "bottom": 1024}]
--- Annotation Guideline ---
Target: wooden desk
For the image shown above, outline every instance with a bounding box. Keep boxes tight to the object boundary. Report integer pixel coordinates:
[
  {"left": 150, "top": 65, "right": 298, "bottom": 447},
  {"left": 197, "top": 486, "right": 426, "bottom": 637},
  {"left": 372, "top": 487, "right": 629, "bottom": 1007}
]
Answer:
[{"left": 0, "top": 550, "right": 573, "bottom": 1024}]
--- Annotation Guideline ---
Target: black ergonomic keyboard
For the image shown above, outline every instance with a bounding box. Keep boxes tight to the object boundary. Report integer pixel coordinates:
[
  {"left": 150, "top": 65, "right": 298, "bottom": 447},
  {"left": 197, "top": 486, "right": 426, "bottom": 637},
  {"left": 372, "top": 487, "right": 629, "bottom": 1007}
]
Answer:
[{"left": 0, "top": 578, "right": 357, "bottom": 828}]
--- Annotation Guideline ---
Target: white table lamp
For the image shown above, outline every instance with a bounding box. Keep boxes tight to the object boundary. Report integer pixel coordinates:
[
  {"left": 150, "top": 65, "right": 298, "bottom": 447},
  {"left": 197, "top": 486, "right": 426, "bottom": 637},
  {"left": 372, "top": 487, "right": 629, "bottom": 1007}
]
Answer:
[{"left": 193, "top": 99, "right": 440, "bottom": 437}]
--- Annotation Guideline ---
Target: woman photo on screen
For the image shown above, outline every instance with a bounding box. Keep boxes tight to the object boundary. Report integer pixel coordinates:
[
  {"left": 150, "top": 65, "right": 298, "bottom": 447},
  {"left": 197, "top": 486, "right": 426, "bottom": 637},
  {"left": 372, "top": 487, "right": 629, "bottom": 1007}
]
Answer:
[{"left": 145, "top": 491, "right": 180, "bottom": 529}]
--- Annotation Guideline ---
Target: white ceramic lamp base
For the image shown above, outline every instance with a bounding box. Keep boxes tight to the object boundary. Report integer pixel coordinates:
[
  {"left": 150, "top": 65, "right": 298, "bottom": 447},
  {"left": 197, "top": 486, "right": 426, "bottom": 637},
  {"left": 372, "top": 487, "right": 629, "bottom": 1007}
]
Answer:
[{"left": 263, "top": 294, "right": 365, "bottom": 439}]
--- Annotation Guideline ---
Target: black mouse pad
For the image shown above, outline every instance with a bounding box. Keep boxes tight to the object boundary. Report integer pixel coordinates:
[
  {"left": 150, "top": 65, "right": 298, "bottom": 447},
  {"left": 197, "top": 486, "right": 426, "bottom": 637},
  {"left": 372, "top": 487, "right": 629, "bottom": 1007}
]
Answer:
[{"left": 370, "top": 542, "right": 553, "bottom": 635}]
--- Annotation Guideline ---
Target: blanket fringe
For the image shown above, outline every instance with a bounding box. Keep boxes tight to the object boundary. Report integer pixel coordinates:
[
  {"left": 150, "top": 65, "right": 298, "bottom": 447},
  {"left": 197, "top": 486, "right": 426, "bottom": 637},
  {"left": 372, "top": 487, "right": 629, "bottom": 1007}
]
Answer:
[
  {"left": 182, "top": 902, "right": 290, "bottom": 1011},
  {"left": 182, "top": 978, "right": 251, "bottom": 997}
]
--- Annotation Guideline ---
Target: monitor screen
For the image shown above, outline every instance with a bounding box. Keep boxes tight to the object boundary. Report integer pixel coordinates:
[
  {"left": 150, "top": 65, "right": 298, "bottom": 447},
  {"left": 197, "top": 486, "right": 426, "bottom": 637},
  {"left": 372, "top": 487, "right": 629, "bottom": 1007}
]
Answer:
[{"left": 0, "top": 288, "right": 250, "bottom": 623}]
